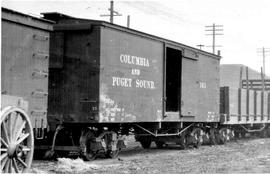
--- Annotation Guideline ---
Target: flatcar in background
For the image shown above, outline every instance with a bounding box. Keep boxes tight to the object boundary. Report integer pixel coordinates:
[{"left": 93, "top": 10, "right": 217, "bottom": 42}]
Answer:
[
  {"left": 220, "top": 64, "right": 270, "bottom": 137},
  {"left": 1, "top": 7, "right": 270, "bottom": 173}
]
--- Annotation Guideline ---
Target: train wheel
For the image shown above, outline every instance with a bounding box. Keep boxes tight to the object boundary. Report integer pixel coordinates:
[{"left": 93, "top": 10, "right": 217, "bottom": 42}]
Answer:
[
  {"left": 219, "top": 128, "right": 229, "bottom": 144},
  {"left": 0, "top": 106, "right": 34, "bottom": 173},
  {"left": 228, "top": 129, "right": 235, "bottom": 141},
  {"left": 105, "top": 131, "right": 120, "bottom": 159},
  {"left": 191, "top": 128, "right": 203, "bottom": 148},
  {"left": 209, "top": 128, "right": 217, "bottom": 145},
  {"left": 155, "top": 141, "right": 165, "bottom": 149},
  {"left": 266, "top": 127, "right": 270, "bottom": 138},
  {"left": 179, "top": 133, "right": 187, "bottom": 149},
  {"left": 259, "top": 128, "right": 268, "bottom": 138},
  {"left": 139, "top": 139, "right": 152, "bottom": 149},
  {"left": 80, "top": 130, "right": 96, "bottom": 161},
  {"left": 55, "top": 129, "right": 72, "bottom": 158},
  {"left": 106, "top": 149, "right": 119, "bottom": 159},
  {"left": 202, "top": 133, "right": 210, "bottom": 145},
  {"left": 234, "top": 131, "right": 240, "bottom": 139}
]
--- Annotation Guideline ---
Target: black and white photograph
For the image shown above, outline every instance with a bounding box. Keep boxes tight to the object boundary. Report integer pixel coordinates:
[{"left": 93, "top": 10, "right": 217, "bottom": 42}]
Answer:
[{"left": 1, "top": 0, "right": 270, "bottom": 173}]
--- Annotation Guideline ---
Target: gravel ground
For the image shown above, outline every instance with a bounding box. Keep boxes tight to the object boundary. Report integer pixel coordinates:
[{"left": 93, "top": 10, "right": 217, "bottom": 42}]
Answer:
[{"left": 30, "top": 137, "right": 270, "bottom": 174}]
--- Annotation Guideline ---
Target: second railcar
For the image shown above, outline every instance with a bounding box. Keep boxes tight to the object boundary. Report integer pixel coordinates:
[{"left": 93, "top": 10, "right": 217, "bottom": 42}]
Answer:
[{"left": 1, "top": 8, "right": 53, "bottom": 172}]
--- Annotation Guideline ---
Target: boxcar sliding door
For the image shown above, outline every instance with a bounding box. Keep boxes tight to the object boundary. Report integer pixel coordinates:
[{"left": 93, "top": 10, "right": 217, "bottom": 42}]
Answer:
[{"left": 165, "top": 47, "right": 182, "bottom": 117}]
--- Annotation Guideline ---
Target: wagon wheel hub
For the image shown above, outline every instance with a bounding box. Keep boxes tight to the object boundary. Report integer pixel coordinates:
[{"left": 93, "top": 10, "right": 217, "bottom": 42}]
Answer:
[{"left": 7, "top": 143, "right": 18, "bottom": 157}]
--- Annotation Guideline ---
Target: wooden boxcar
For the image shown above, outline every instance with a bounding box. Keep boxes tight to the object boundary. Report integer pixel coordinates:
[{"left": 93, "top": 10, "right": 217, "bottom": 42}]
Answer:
[
  {"left": 1, "top": 8, "right": 53, "bottom": 172},
  {"left": 43, "top": 12, "right": 220, "bottom": 124},
  {"left": 37, "top": 12, "right": 222, "bottom": 158}
]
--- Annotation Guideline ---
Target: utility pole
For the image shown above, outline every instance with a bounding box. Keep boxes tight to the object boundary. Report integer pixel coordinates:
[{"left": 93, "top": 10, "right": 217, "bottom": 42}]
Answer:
[
  {"left": 205, "top": 23, "right": 223, "bottom": 54},
  {"left": 100, "top": 0, "right": 122, "bottom": 23},
  {"left": 196, "top": 44, "right": 204, "bottom": 50},
  {"left": 127, "top": 15, "right": 130, "bottom": 28},
  {"left": 257, "top": 47, "right": 270, "bottom": 77}
]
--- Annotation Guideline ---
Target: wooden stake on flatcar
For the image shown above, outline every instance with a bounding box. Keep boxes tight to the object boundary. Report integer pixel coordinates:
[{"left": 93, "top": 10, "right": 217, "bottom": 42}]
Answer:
[
  {"left": 238, "top": 66, "right": 243, "bottom": 121},
  {"left": 261, "top": 67, "right": 265, "bottom": 121},
  {"left": 246, "top": 67, "right": 250, "bottom": 121}
]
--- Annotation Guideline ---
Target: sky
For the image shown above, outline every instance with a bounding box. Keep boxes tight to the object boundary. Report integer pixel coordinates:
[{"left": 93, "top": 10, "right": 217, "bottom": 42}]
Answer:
[{"left": 2, "top": 0, "right": 270, "bottom": 75}]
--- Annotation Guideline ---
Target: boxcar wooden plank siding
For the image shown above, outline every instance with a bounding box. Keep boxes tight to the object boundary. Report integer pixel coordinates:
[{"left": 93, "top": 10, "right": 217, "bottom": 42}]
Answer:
[
  {"left": 1, "top": 8, "right": 53, "bottom": 130},
  {"left": 99, "top": 27, "right": 163, "bottom": 122},
  {"left": 180, "top": 58, "right": 199, "bottom": 119},
  {"left": 43, "top": 12, "right": 221, "bottom": 124},
  {"left": 48, "top": 28, "right": 101, "bottom": 123},
  {"left": 197, "top": 54, "right": 220, "bottom": 122}
]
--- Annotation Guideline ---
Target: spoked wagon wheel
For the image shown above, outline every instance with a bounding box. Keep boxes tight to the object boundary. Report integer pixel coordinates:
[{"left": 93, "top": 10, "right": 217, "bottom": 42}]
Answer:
[{"left": 0, "top": 106, "right": 34, "bottom": 173}]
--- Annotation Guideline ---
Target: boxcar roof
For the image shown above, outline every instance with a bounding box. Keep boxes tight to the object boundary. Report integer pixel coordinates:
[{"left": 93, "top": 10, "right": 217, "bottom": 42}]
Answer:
[
  {"left": 2, "top": 7, "right": 54, "bottom": 31},
  {"left": 42, "top": 12, "right": 221, "bottom": 60}
]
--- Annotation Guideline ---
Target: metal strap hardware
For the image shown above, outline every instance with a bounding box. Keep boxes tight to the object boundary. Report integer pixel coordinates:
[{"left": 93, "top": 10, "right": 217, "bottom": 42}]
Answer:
[
  {"left": 33, "top": 53, "right": 49, "bottom": 60},
  {"left": 134, "top": 123, "right": 194, "bottom": 137},
  {"left": 31, "top": 110, "right": 47, "bottom": 116},
  {"left": 31, "top": 90, "right": 48, "bottom": 98},
  {"left": 239, "top": 123, "right": 265, "bottom": 132},
  {"left": 33, "top": 34, "right": 49, "bottom": 41},
  {"left": 32, "top": 70, "right": 48, "bottom": 78},
  {"left": 34, "top": 118, "right": 45, "bottom": 139}
]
